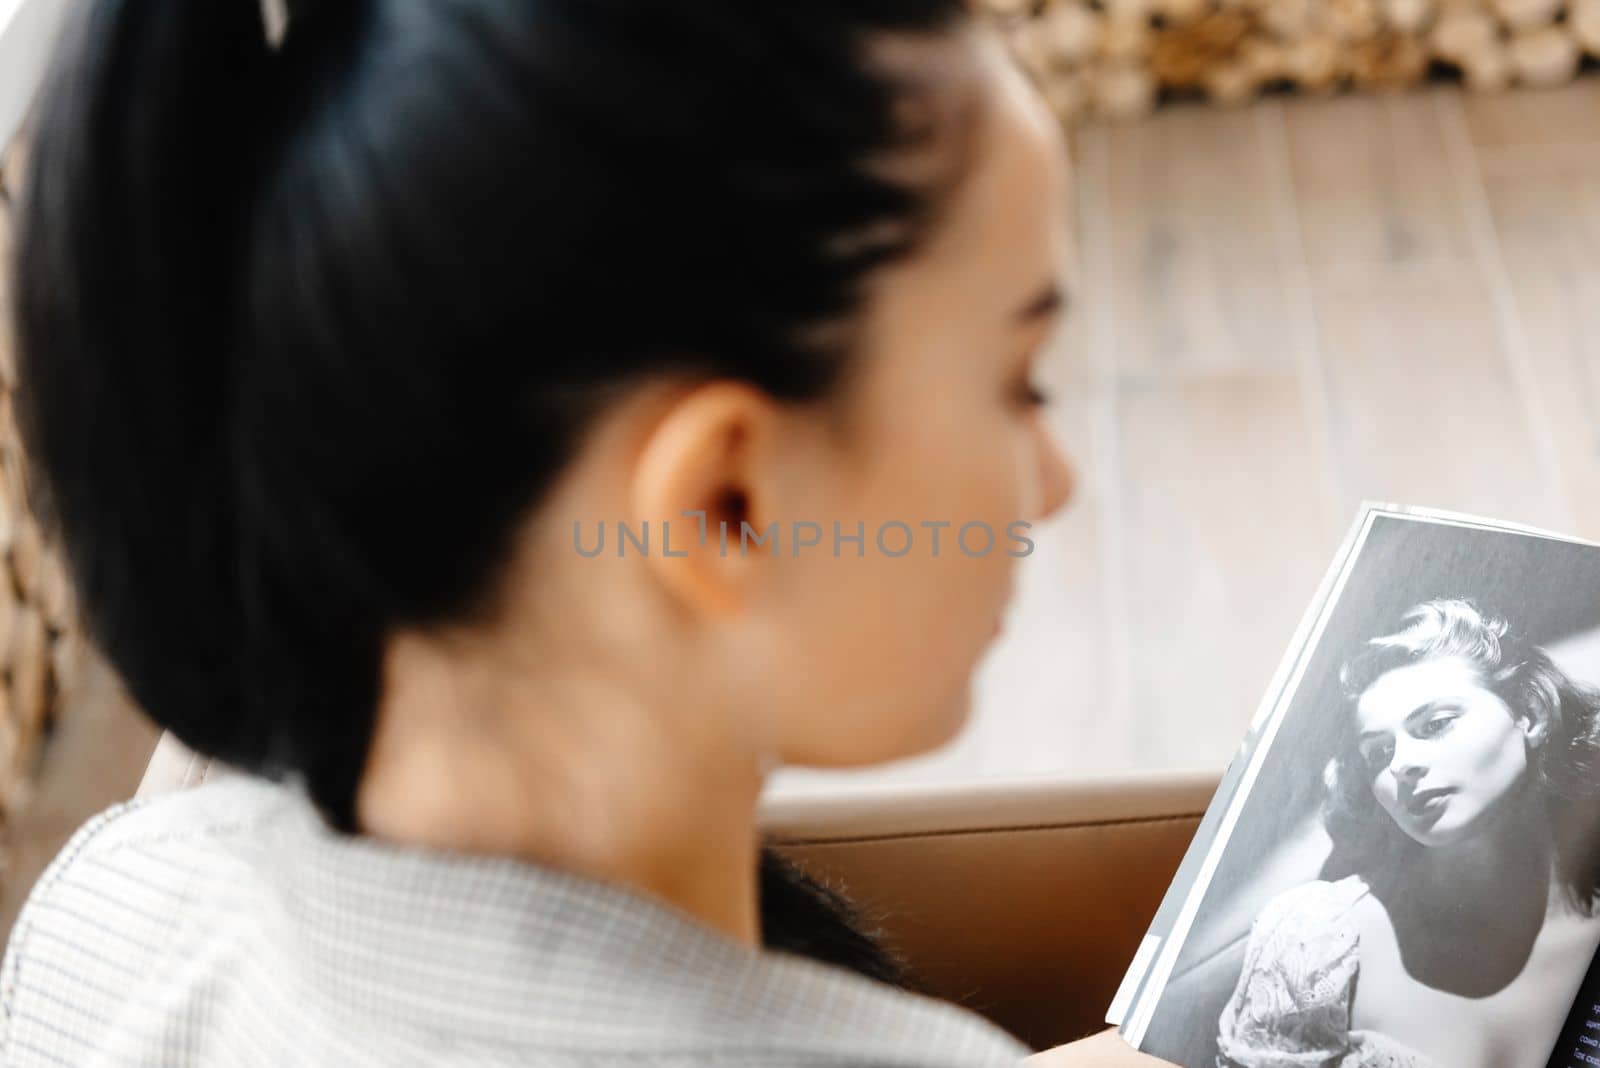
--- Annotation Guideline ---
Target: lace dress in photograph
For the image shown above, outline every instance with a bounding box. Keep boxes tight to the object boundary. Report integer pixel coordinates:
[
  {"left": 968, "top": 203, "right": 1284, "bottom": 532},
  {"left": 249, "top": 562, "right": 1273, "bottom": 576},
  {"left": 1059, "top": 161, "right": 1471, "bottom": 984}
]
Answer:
[{"left": 1215, "top": 876, "right": 1439, "bottom": 1068}]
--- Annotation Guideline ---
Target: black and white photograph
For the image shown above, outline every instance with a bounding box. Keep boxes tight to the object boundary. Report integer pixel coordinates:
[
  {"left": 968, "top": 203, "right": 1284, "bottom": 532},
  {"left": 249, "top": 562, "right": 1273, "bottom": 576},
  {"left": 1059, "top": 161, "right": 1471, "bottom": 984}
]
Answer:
[{"left": 1117, "top": 508, "right": 1600, "bottom": 1068}]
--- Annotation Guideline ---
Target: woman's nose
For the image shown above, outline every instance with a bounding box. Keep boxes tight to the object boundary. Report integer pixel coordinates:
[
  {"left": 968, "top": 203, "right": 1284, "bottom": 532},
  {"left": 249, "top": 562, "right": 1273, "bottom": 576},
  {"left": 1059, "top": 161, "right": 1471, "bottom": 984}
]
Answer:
[{"left": 1390, "top": 745, "right": 1426, "bottom": 782}]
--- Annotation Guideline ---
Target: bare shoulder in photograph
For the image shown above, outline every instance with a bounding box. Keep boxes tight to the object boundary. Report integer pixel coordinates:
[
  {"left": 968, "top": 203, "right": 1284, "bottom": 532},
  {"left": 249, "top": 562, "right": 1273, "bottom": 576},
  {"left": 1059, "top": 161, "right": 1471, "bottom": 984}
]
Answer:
[{"left": 1113, "top": 507, "right": 1600, "bottom": 1068}]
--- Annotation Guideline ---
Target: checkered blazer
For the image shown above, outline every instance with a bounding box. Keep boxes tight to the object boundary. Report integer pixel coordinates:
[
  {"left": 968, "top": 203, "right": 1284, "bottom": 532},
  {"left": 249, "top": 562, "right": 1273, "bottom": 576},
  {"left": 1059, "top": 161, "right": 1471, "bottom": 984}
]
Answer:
[{"left": 0, "top": 775, "right": 1032, "bottom": 1066}]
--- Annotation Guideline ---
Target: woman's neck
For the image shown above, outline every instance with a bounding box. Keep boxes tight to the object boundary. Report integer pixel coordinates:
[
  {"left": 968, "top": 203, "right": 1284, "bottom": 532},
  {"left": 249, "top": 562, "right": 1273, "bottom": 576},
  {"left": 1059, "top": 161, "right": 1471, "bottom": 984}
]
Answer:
[
  {"left": 1379, "top": 784, "right": 1560, "bottom": 995},
  {"left": 1411, "top": 782, "right": 1556, "bottom": 912},
  {"left": 354, "top": 629, "right": 770, "bottom": 949}
]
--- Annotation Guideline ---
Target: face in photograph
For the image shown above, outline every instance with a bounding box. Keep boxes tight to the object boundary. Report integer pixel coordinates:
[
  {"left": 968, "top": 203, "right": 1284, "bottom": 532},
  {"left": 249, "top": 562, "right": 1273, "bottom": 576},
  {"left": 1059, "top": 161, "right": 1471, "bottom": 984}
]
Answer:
[{"left": 1353, "top": 654, "right": 1540, "bottom": 848}]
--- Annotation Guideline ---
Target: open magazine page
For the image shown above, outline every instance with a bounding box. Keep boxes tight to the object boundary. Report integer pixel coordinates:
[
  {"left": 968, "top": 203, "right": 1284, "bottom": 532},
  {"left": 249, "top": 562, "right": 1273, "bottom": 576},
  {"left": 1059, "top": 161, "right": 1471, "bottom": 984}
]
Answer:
[
  {"left": 1111, "top": 505, "right": 1600, "bottom": 1068},
  {"left": 1106, "top": 504, "right": 1384, "bottom": 1032}
]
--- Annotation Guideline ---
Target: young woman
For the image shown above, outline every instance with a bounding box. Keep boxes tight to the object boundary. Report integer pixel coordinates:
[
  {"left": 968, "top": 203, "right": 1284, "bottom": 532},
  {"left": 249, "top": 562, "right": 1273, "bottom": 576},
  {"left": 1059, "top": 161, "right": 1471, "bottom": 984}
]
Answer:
[
  {"left": 1217, "top": 599, "right": 1600, "bottom": 1068},
  {"left": 0, "top": 0, "right": 1168, "bottom": 1064}
]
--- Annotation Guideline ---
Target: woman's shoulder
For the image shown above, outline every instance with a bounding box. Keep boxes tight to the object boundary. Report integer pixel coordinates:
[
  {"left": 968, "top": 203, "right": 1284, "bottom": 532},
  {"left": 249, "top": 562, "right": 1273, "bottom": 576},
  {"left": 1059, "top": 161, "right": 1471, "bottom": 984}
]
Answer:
[
  {"left": 1251, "top": 874, "right": 1373, "bottom": 937},
  {"left": 1233, "top": 876, "right": 1371, "bottom": 992},
  {"left": 1215, "top": 877, "right": 1373, "bottom": 1065}
]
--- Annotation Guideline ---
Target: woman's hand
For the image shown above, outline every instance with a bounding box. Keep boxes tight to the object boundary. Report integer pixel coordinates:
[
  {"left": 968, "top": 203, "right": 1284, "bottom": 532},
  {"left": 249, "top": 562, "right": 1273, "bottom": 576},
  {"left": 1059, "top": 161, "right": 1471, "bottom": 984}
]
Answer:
[{"left": 1023, "top": 1028, "right": 1178, "bottom": 1066}]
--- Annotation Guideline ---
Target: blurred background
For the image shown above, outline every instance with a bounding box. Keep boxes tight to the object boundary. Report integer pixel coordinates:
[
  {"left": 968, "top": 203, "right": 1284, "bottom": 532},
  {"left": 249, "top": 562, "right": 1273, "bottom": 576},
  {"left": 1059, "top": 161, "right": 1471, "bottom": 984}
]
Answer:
[{"left": 1, "top": 0, "right": 1599, "bottom": 937}]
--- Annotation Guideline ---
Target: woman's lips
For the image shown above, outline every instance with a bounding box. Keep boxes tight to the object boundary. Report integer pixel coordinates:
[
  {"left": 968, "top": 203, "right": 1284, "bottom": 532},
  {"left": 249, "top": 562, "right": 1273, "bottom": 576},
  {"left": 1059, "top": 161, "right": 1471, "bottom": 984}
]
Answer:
[{"left": 1404, "top": 786, "right": 1454, "bottom": 816}]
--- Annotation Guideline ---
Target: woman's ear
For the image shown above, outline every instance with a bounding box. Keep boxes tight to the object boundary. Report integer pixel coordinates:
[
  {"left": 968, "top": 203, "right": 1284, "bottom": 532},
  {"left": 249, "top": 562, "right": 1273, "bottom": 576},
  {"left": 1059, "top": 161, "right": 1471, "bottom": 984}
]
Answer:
[
  {"left": 630, "top": 380, "right": 780, "bottom": 620},
  {"left": 1518, "top": 675, "right": 1559, "bottom": 750},
  {"left": 1523, "top": 715, "right": 1550, "bottom": 749}
]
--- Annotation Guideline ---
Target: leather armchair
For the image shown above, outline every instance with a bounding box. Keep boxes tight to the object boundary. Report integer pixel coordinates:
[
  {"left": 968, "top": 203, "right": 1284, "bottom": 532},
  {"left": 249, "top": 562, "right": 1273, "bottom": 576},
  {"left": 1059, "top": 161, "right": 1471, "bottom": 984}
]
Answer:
[{"left": 137, "top": 733, "right": 1215, "bottom": 1052}]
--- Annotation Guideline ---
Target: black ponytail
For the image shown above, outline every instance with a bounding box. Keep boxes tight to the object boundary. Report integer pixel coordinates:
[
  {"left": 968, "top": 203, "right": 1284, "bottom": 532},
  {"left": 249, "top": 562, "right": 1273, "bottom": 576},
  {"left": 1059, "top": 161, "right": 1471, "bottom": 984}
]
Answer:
[
  {"left": 13, "top": 0, "right": 975, "bottom": 832},
  {"left": 15, "top": 2, "right": 282, "bottom": 773}
]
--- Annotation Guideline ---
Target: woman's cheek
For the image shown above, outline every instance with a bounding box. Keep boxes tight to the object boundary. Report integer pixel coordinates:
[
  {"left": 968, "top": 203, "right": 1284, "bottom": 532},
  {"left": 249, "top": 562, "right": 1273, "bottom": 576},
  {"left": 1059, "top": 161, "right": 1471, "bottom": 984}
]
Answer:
[{"left": 1371, "top": 776, "right": 1400, "bottom": 820}]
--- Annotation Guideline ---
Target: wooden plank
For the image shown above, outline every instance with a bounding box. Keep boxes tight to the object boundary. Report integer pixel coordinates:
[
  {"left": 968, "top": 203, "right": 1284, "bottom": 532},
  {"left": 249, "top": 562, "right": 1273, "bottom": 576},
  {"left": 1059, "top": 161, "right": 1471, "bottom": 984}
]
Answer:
[
  {"left": 1115, "top": 369, "right": 1335, "bottom": 770},
  {"left": 1471, "top": 112, "right": 1600, "bottom": 540},
  {"left": 1098, "top": 104, "right": 1338, "bottom": 772},
  {"left": 1282, "top": 89, "right": 1565, "bottom": 531},
  {"left": 1099, "top": 103, "right": 1298, "bottom": 374},
  {"left": 1459, "top": 81, "right": 1600, "bottom": 168},
  {"left": 1282, "top": 89, "right": 1478, "bottom": 273},
  {"left": 1311, "top": 262, "right": 1564, "bottom": 527}
]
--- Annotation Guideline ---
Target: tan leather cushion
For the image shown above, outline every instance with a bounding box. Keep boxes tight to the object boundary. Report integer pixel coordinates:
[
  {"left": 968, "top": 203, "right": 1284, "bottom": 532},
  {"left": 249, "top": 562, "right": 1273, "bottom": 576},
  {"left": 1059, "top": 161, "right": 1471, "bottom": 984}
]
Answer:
[
  {"left": 134, "top": 733, "right": 1213, "bottom": 1051},
  {"left": 763, "top": 774, "right": 1214, "bottom": 1050}
]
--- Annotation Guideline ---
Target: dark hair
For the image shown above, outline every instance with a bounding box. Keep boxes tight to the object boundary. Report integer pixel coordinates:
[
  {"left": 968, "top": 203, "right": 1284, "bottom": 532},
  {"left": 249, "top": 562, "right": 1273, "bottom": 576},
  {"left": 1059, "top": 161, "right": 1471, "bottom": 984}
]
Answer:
[
  {"left": 1322, "top": 598, "right": 1600, "bottom": 911},
  {"left": 12, "top": 0, "right": 981, "bottom": 831},
  {"left": 758, "top": 844, "right": 916, "bottom": 988}
]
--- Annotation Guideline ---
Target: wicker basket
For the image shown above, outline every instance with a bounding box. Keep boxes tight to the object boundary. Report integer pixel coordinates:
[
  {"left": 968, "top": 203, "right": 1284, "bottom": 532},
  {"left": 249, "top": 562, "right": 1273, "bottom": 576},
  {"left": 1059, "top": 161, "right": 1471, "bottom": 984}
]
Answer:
[
  {"left": 0, "top": 137, "right": 84, "bottom": 827},
  {"left": 985, "top": 0, "right": 1600, "bottom": 122}
]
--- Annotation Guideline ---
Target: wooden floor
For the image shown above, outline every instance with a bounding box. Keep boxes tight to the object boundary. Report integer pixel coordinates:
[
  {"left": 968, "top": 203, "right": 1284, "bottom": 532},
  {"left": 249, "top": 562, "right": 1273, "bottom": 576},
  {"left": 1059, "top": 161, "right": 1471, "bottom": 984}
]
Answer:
[{"left": 771, "top": 80, "right": 1600, "bottom": 798}]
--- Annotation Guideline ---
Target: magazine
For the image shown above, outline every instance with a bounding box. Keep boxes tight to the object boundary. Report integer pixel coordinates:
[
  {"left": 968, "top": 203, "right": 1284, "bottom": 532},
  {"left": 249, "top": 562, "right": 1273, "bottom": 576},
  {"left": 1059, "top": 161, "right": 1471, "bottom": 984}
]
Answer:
[{"left": 1107, "top": 503, "right": 1600, "bottom": 1068}]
